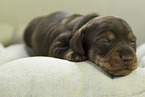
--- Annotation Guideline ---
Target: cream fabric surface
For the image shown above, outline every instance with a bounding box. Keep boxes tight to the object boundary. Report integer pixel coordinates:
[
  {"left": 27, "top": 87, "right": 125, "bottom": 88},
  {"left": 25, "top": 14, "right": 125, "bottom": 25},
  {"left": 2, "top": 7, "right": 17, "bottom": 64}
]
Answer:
[
  {"left": 137, "top": 43, "right": 145, "bottom": 67},
  {"left": 0, "top": 43, "right": 145, "bottom": 97},
  {"left": 0, "top": 43, "right": 28, "bottom": 66}
]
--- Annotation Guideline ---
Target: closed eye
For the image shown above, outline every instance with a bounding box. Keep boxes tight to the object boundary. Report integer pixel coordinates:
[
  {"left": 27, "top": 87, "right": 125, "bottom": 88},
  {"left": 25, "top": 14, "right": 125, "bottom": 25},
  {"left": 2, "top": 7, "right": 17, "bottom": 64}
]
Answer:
[
  {"left": 130, "top": 39, "right": 136, "bottom": 44},
  {"left": 95, "top": 32, "right": 114, "bottom": 44},
  {"left": 99, "top": 39, "right": 110, "bottom": 43},
  {"left": 128, "top": 33, "right": 136, "bottom": 44},
  {"left": 96, "top": 38, "right": 111, "bottom": 45}
]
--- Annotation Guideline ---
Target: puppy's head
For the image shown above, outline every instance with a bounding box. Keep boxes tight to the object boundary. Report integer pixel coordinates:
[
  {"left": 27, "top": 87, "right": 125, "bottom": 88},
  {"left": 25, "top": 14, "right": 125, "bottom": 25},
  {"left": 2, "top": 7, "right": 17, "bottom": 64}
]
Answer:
[{"left": 70, "top": 16, "right": 137, "bottom": 76}]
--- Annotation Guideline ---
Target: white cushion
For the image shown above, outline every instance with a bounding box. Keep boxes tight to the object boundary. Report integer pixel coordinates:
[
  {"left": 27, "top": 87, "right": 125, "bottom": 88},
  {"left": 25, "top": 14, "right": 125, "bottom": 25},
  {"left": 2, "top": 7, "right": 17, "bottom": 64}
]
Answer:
[
  {"left": 0, "top": 43, "right": 145, "bottom": 97},
  {"left": 0, "top": 57, "right": 145, "bottom": 97},
  {"left": 137, "top": 43, "right": 145, "bottom": 66},
  {"left": 0, "top": 43, "right": 28, "bottom": 66}
]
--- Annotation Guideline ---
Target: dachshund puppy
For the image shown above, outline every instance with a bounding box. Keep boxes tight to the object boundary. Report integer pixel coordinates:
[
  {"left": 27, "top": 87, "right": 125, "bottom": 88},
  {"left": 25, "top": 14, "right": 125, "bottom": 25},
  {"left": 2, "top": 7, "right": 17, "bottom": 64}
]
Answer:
[{"left": 24, "top": 12, "right": 137, "bottom": 76}]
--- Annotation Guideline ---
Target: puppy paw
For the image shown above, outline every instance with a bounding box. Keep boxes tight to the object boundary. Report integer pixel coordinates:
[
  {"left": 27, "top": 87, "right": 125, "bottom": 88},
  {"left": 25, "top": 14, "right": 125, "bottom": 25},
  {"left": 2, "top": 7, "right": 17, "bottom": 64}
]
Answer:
[{"left": 65, "top": 50, "right": 87, "bottom": 61}]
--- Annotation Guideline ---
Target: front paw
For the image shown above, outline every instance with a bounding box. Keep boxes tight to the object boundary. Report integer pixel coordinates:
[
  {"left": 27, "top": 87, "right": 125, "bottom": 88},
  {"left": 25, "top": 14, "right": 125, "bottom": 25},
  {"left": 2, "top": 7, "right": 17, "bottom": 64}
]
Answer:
[{"left": 65, "top": 50, "right": 87, "bottom": 61}]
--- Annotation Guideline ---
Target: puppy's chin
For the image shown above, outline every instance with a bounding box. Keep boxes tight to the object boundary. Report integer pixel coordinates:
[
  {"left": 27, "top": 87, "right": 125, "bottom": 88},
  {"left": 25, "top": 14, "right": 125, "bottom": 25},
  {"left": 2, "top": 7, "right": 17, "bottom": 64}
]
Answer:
[
  {"left": 107, "top": 68, "right": 132, "bottom": 76},
  {"left": 88, "top": 48, "right": 138, "bottom": 76},
  {"left": 96, "top": 55, "right": 138, "bottom": 76},
  {"left": 99, "top": 62, "right": 133, "bottom": 76}
]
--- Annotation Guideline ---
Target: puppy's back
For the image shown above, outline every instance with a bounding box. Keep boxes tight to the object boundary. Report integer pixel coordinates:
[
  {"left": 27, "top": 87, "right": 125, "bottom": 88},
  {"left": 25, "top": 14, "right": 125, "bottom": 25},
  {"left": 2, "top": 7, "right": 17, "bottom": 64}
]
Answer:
[{"left": 24, "top": 12, "right": 70, "bottom": 48}]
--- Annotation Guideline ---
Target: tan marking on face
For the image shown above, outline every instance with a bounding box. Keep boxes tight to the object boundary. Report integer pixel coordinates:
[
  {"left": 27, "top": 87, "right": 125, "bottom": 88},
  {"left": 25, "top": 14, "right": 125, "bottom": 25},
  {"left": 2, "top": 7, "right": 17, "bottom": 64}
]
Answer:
[
  {"left": 128, "top": 47, "right": 138, "bottom": 70},
  {"left": 107, "top": 32, "right": 115, "bottom": 41},
  {"left": 97, "top": 46, "right": 137, "bottom": 76},
  {"left": 88, "top": 48, "right": 95, "bottom": 62},
  {"left": 128, "top": 33, "right": 134, "bottom": 40},
  {"left": 88, "top": 48, "right": 101, "bottom": 65}
]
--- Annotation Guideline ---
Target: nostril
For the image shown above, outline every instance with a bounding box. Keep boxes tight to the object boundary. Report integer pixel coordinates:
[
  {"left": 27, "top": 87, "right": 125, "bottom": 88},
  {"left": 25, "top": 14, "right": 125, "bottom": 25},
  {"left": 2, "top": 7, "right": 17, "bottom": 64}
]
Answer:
[{"left": 121, "top": 55, "right": 133, "bottom": 66}]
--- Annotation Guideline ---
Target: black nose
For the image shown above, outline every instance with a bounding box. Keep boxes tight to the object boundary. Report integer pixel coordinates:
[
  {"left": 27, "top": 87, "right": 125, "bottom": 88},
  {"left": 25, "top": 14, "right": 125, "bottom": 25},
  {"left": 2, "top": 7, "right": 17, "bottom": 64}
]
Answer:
[{"left": 120, "top": 55, "right": 133, "bottom": 66}]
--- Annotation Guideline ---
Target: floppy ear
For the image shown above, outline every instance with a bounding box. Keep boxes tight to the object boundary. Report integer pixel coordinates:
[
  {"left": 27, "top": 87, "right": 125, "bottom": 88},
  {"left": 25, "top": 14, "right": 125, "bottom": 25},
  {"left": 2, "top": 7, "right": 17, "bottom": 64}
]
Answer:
[
  {"left": 70, "top": 28, "right": 85, "bottom": 55},
  {"left": 70, "top": 13, "right": 99, "bottom": 55}
]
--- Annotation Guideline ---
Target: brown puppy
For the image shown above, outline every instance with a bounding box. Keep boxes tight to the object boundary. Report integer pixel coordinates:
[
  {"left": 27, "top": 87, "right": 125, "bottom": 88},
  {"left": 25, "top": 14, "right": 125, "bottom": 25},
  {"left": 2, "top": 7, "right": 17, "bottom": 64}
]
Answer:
[{"left": 24, "top": 12, "right": 137, "bottom": 76}]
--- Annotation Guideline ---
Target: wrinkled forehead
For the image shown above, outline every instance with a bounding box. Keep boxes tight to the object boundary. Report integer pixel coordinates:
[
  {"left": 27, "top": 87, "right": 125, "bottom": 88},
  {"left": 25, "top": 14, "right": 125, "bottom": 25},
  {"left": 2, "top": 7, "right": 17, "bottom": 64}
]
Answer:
[
  {"left": 83, "top": 16, "right": 136, "bottom": 44},
  {"left": 97, "top": 31, "right": 136, "bottom": 41},
  {"left": 87, "top": 16, "right": 132, "bottom": 31},
  {"left": 86, "top": 16, "right": 134, "bottom": 37}
]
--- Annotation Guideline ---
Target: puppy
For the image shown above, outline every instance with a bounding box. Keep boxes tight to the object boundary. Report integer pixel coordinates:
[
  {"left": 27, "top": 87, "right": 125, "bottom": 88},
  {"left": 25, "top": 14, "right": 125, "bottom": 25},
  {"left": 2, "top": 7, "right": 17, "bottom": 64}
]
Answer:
[{"left": 24, "top": 12, "right": 137, "bottom": 76}]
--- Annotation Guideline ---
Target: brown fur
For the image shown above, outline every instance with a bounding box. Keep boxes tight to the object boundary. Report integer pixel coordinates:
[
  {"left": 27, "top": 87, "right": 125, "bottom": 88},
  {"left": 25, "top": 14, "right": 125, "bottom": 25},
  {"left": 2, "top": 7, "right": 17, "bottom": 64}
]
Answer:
[{"left": 24, "top": 12, "right": 137, "bottom": 76}]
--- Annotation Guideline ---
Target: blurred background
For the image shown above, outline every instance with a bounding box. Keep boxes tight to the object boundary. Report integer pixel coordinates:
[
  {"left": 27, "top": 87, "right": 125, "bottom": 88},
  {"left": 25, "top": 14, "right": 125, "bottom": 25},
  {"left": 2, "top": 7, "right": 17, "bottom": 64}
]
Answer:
[{"left": 0, "top": 0, "right": 144, "bottom": 46}]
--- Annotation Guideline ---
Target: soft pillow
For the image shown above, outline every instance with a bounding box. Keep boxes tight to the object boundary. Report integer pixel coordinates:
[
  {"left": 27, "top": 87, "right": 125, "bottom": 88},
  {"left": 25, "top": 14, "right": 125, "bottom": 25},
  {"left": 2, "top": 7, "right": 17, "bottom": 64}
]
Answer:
[
  {"left": 0, "top": 43, "right": 5, "bottom": 54},
  {"left": 139, "top": 56, "right": 145, "bottom": 68},
  {"left": 0, "top": 23, "right": 14, "bottom": 45},
  {"left": 0, "top": 57, "right": 145, "bottom": 97},
  {"left": 0, "top": 43, "right": 28, "bottom": 66},
  {"left": 137, "top": 43, "right": 145, "bottom": 66},
  {"left": 1, "top": 43, "right": 145, "bottom": 97}
]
